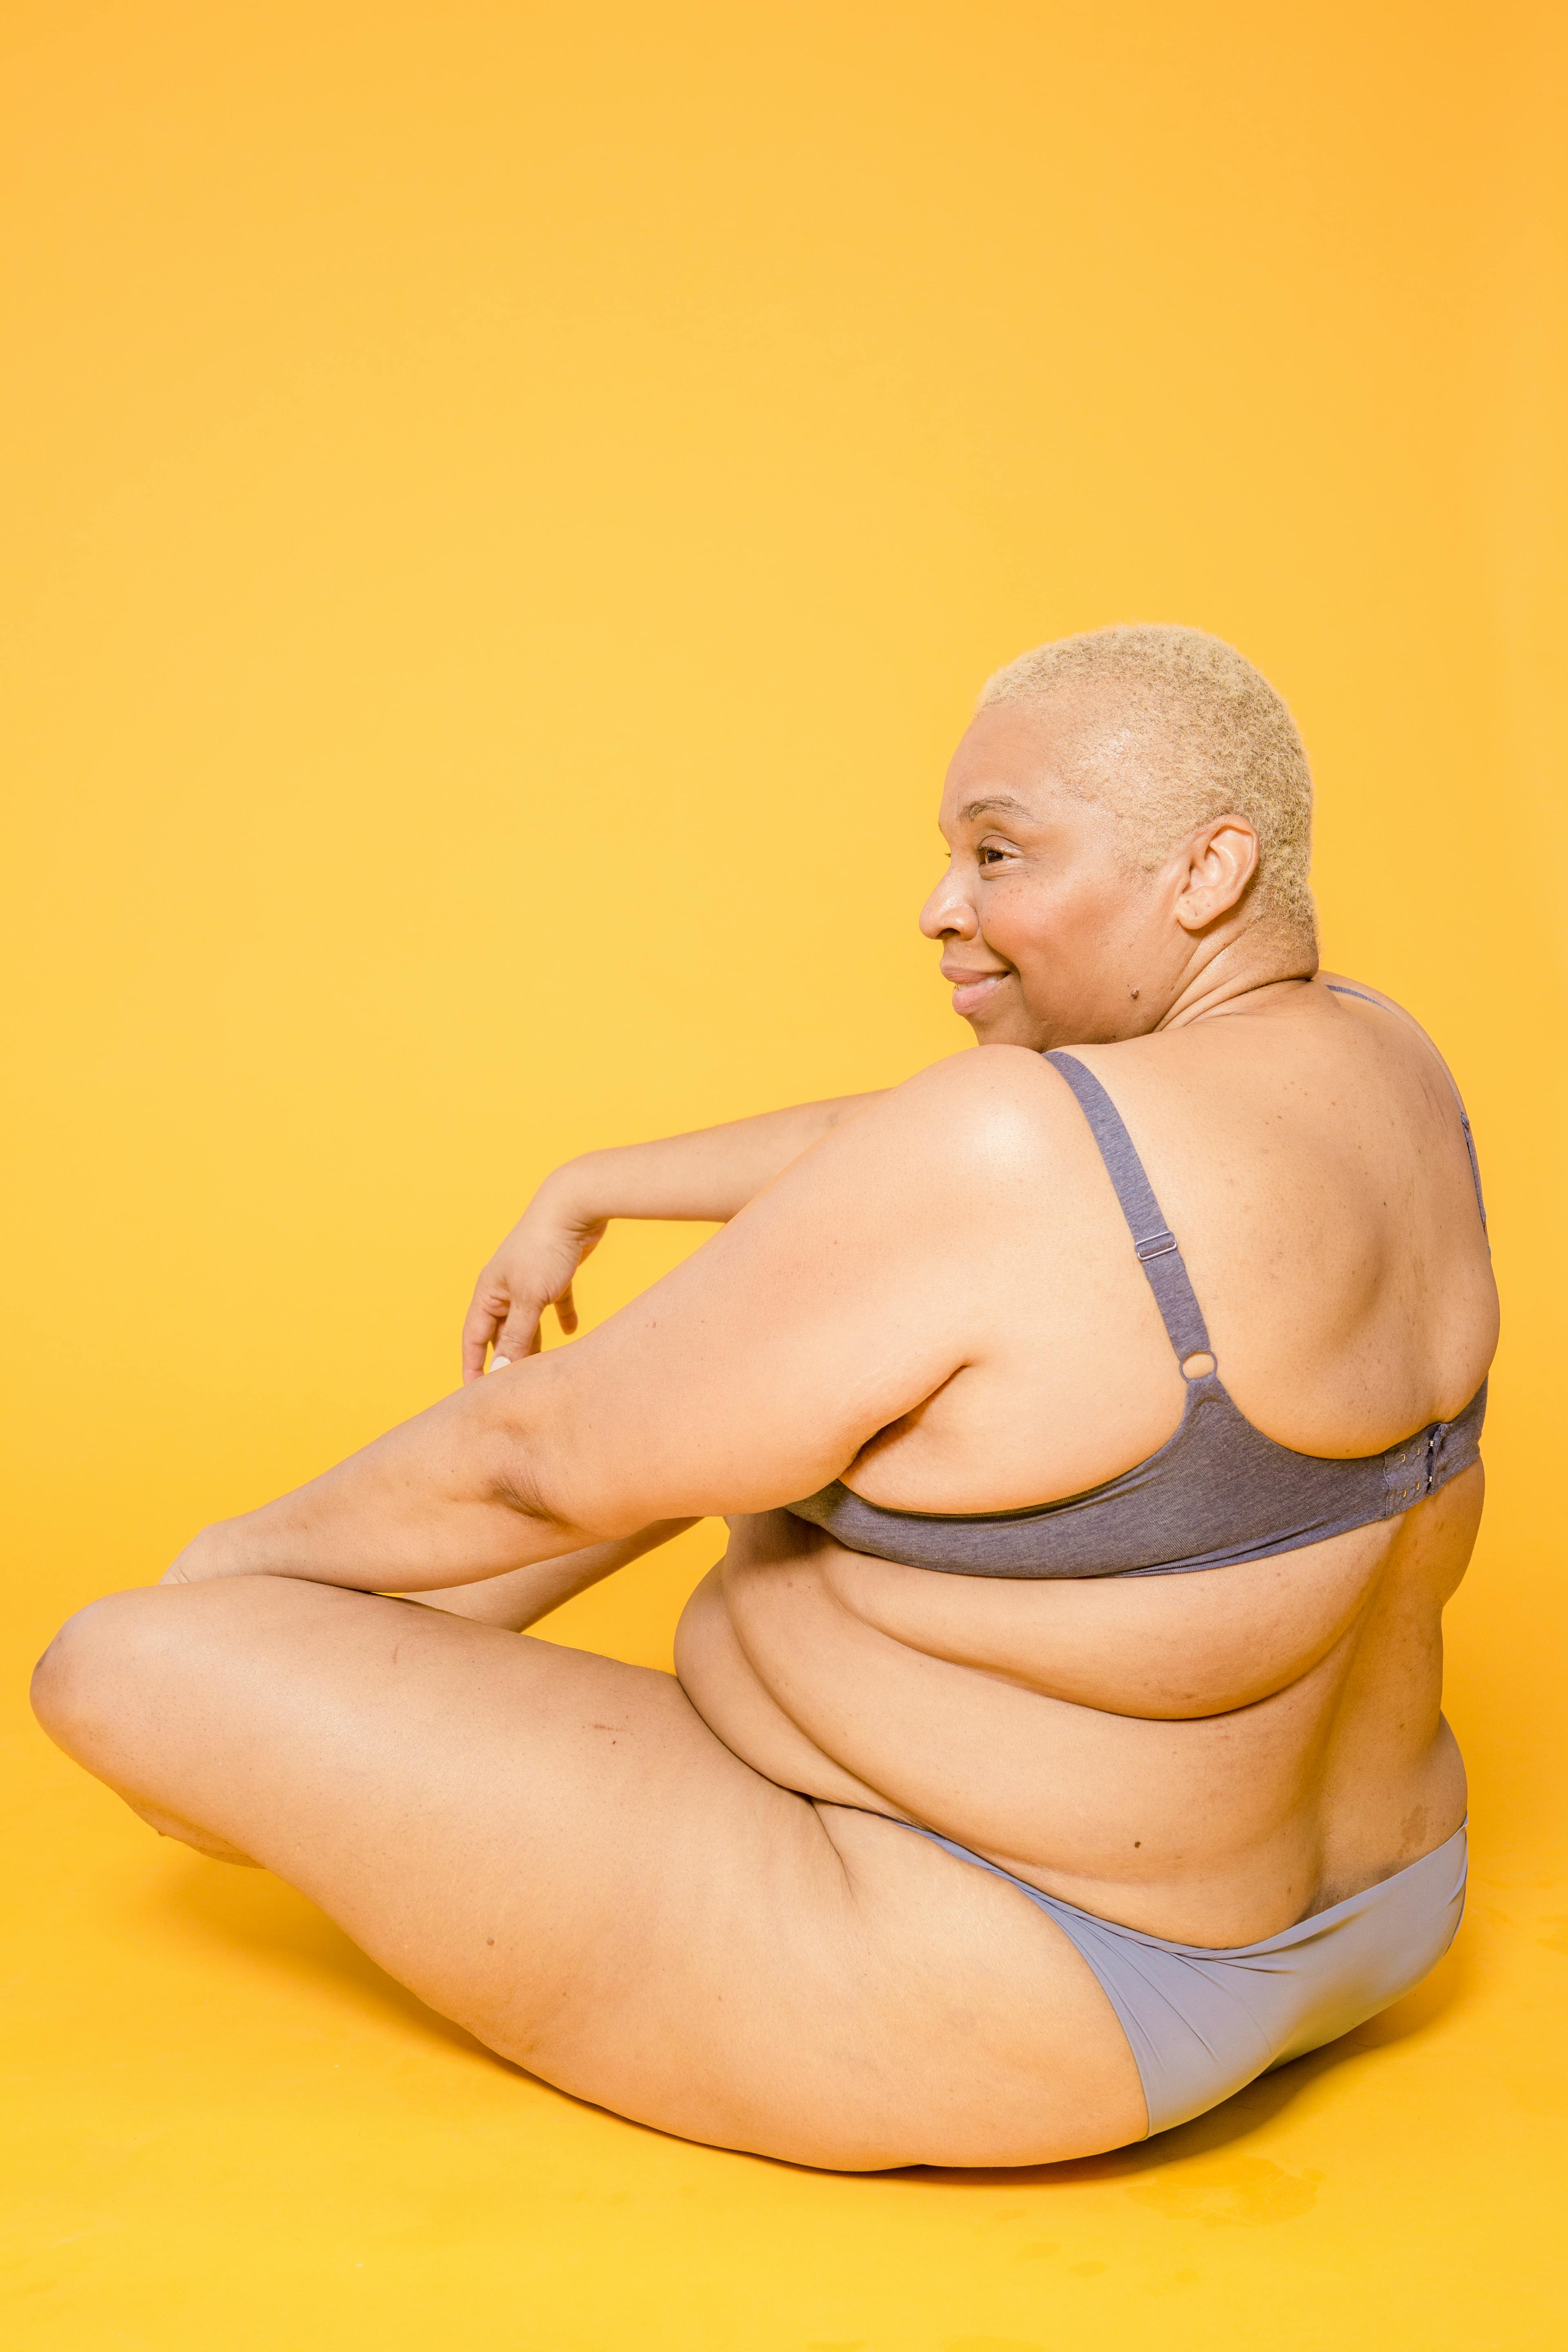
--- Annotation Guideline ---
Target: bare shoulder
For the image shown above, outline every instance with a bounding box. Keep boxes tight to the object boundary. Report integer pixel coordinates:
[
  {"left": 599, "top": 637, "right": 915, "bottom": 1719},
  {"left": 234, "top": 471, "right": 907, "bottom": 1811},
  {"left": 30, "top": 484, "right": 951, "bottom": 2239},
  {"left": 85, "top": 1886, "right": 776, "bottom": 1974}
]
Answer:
[
  {"left": 801, "top": 1045, "right": 1077, "bottom": 1192},
  {"left": 1316, "top": 970, "right": 1434, "bottom": 1039},
  {"left": 1316, "top": 970, "right": 1409, "bottom": 1012},
  {"left": 1313, "top": 970, "right": 1461, "bottom": 1078},
  {"left": 888, "top": 1042, "right": 1073, "bottom": 1131}
]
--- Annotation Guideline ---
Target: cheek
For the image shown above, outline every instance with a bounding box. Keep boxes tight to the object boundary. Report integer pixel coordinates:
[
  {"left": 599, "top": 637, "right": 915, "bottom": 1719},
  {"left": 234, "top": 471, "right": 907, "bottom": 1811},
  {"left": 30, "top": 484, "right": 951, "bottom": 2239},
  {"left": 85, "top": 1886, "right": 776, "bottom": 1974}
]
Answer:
[
  {"left": 978, "top": 879, "right": 1059, "bottom": 963},
  {"left": 982, "top": 877, "right": 1104, "bottom": 967}
]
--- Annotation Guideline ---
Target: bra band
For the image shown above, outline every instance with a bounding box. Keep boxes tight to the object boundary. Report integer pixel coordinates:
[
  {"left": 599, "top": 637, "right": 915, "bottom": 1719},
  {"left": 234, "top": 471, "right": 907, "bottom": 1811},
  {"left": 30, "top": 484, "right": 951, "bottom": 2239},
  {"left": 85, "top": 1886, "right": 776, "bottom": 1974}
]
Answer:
[{"left": 1043, "top": 1052, "right": 1213, "bottom": 1366}]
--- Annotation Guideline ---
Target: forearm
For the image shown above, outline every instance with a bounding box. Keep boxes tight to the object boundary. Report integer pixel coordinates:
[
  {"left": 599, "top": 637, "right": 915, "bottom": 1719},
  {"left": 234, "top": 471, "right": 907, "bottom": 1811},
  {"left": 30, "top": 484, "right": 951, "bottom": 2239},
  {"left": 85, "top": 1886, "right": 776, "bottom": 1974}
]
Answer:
[
  {"left": 405, "top": 1520, "right": 697, "bottom": 1631},
  {"left": 464, "top": 1091, "right": 889, "bottom": 1379},
  {"left": 555, "top": 1094, "right": 882, "bottom": 1226}
]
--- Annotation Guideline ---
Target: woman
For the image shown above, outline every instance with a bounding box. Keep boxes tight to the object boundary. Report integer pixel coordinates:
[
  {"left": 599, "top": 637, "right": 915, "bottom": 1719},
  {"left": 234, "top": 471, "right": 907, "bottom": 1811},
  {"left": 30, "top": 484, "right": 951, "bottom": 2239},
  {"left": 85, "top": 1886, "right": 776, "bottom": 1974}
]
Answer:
[{"left": 32, "top": 626, "right": 1496, "bottom": 2170}]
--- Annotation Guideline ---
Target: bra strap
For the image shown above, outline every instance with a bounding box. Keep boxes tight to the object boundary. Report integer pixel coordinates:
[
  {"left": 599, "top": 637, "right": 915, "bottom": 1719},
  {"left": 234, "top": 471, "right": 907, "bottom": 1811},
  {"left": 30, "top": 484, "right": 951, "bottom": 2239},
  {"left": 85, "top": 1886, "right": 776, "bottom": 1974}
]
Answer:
[{"left": 1044, "top": 1051, "right": 1214, "bottom": 1365}]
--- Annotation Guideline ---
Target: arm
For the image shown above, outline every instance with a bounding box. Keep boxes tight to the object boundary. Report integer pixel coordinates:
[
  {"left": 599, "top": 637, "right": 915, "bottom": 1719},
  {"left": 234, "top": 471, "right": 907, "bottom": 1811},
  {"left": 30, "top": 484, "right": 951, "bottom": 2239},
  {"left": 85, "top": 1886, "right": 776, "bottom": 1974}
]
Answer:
[
  {"left": 461, "top": 1092, "right": 884, "bottom": 1379},
  {"left": 169, "top": 1054, "right": 1034, "bottom": 1593}
]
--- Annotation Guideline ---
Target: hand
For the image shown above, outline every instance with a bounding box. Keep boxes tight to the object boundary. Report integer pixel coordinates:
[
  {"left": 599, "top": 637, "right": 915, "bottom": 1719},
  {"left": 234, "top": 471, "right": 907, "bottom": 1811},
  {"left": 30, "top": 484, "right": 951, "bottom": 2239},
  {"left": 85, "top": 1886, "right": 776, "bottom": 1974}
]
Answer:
[
  {"left": 461, "top": 1173, "right": 608, "bottom": 1381},
  {"left": 159, "top": 1521, "right": 247, "bottom": 1584}
]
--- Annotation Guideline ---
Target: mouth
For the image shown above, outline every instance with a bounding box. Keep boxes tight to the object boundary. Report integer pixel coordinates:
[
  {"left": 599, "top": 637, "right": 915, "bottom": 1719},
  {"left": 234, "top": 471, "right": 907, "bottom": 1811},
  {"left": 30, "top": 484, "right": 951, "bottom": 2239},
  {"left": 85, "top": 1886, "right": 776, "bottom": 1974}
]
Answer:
[{"left": 941, "top": 963, "right": 1013, "bottom": 1020}]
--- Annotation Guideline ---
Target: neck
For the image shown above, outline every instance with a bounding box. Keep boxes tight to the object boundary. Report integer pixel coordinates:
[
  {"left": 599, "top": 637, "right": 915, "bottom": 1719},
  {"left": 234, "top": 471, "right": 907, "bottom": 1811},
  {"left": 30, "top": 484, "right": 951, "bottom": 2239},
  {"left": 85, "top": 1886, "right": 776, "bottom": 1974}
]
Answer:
[{"left": 1154, "top": 924, "right": 1319, "bottom": 1032}]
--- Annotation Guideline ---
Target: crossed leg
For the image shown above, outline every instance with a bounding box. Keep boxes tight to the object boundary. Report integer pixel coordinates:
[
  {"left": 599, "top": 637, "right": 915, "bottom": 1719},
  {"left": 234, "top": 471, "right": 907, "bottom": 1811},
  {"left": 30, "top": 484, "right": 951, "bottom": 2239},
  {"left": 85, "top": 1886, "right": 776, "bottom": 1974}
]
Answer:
[{"left": 30, "top": 1576, "right": 1147, "bottom": 2169}]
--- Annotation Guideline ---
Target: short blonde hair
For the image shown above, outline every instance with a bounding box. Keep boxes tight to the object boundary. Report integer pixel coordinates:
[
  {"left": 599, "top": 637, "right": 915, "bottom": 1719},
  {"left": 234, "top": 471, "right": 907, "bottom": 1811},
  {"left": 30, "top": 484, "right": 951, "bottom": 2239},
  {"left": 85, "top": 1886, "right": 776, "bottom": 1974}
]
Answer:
[{"left": 978, "top": 624, "right": 1316, "bottom": 946}]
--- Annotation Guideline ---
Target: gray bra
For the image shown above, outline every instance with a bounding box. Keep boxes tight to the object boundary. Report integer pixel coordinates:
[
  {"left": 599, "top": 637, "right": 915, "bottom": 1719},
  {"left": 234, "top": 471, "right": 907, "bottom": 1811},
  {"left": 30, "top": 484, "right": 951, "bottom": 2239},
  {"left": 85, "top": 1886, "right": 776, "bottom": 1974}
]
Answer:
[{"left": 787, "top": 1024, "right": 1488, "bottom": 1580}]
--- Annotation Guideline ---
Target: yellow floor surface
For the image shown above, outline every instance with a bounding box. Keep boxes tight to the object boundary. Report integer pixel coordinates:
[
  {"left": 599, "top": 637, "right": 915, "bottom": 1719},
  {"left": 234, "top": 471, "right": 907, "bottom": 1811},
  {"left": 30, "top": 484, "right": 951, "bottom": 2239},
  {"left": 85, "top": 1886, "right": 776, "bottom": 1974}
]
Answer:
[{"left": 7, "top": 1520, "right": 1568, "bottom": 2352}]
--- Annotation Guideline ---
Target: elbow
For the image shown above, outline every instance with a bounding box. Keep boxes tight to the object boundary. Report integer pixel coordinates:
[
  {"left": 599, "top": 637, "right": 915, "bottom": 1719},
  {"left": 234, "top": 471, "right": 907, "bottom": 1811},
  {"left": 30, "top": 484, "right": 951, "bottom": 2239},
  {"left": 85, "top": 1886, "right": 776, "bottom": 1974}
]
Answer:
[
  {"left": 491, "top": 1461, "right": 578, "bottom": 1536},
  {"left": 484, "top": 1436, "right": 575, "bottom": 1534},
  {"left": 473, "top": 1365, "right": 665, "bottom": 1546},
  {"left": 470, "top": 1375, "right": 571, "bottom": 1526},
  {"left": 475, "top": 1417, "right": 617, "bottom": 1548}
]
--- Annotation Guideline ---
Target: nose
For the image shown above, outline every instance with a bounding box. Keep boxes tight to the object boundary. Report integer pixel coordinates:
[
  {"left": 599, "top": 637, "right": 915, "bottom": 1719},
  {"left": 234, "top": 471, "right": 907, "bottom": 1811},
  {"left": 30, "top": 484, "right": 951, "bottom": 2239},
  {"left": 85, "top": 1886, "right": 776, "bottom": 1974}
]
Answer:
[{"left": 919, "top": 860, "right": 978, "bottom": 942}]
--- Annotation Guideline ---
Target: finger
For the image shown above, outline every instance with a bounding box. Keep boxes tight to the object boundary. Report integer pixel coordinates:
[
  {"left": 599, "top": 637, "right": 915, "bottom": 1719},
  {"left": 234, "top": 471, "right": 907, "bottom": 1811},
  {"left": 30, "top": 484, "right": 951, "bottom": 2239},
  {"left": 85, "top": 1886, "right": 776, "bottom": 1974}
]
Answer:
[
  {"left": 555, "top": 1282, "right": 579, "bottom": 1336},
  {"left": 461, "top": 1290, "right": 505, "bottom": 1385},
  {"left": 494, "top": 1303, "right": 544, "bottom": 1363}
]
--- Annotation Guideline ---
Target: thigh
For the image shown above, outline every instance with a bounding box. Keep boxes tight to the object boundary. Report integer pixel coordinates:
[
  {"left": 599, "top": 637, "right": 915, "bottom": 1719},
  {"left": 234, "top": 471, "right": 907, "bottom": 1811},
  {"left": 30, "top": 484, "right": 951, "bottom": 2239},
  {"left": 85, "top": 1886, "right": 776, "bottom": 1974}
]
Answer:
[{"left": 33, "top": 1578, "right": 1146, "bottom": 2168}]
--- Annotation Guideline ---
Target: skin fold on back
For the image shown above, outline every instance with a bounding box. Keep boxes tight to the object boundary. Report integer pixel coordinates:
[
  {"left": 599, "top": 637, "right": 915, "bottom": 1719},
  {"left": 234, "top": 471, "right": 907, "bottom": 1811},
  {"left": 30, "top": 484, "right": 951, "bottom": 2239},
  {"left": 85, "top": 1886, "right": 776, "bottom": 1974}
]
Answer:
[{"left": 675, "top": 982, "right": 1492, "bottom": 1949}]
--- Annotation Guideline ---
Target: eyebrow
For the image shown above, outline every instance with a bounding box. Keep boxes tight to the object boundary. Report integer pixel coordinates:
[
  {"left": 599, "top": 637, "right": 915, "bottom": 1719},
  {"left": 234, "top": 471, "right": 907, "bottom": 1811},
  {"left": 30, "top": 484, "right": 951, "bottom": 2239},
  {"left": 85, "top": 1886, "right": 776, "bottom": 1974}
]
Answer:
[{"left": 957, "top": 794, "right": 1035, "bottom": 824}]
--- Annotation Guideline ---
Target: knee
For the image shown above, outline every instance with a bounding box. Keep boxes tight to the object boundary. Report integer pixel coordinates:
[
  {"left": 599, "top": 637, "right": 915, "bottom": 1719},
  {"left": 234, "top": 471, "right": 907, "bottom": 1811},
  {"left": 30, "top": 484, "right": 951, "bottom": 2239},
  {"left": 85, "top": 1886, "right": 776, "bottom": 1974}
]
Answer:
[
  {"left": 31, "top": 1574, "right": 339, "bottom": 1764},
  {"left": 30, "top": 1587, "right": 178, "bottom": 1758},
  {"left": 31, "top": 1588, "right": 265, "bottom": 1865}
]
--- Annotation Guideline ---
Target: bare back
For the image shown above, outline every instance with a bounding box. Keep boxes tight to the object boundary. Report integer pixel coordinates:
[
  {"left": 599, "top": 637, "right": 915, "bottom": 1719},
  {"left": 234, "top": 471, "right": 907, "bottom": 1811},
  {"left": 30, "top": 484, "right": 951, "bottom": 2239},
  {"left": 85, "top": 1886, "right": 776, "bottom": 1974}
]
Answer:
[{"left": 676, "top": 976, "right": 1497, "bottom": 1946}]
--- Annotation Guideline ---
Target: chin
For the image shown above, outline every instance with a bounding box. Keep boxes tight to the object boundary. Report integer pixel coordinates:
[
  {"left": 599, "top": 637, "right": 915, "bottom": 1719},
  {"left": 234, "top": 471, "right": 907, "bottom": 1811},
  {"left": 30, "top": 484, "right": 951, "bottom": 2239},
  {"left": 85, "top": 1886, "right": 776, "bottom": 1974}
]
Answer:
[{"left": 964, "top": 1008, "right": 1039, "bottom": 1050}]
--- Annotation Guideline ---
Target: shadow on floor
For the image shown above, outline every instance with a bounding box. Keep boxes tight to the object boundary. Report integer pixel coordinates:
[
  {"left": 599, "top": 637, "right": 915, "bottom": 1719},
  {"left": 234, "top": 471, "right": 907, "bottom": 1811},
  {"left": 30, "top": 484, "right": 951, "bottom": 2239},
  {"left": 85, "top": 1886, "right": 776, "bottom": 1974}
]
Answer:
[{"left": 143, "top": 1854, "right": 503, "bottom": 2065}]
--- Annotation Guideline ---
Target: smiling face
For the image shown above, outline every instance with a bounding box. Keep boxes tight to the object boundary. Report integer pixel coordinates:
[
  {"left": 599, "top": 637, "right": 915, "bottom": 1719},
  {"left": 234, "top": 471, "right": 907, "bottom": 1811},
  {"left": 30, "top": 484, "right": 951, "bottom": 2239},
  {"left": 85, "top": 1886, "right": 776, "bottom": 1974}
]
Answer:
[{"left": 919, "top": 696, "right": 1258, "bottom": 1049}]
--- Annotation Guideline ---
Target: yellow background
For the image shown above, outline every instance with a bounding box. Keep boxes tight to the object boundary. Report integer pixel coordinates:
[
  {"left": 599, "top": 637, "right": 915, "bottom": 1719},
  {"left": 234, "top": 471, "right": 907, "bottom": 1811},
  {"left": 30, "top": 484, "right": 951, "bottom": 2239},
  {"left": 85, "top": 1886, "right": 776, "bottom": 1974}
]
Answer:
[{"left": 4, "top": 2, "right": 1566, "bottom": 2344}]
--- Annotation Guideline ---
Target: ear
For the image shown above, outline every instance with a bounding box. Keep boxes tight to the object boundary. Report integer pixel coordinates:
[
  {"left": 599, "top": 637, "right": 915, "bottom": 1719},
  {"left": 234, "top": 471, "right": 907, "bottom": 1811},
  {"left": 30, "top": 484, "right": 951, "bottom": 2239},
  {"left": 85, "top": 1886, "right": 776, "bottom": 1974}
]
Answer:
[{"left": 1171, "top": 815, "right": 1260, "bottom": 931}]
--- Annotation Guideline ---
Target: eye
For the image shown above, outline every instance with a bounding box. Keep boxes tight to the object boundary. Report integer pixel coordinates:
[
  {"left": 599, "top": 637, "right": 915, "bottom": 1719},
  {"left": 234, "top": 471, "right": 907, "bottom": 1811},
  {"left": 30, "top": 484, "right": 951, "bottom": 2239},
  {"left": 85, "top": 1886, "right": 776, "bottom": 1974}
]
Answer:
[{"left": 976, "top": 842, "right": 1011, "bottom": 868}]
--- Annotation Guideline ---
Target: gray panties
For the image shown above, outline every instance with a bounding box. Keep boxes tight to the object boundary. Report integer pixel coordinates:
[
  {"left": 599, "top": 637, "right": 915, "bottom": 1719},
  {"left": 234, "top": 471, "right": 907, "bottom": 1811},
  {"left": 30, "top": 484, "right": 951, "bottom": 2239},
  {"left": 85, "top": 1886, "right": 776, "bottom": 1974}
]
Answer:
[{"left": 901, "top": 1820, "right": 1468, "bottom": 2136}]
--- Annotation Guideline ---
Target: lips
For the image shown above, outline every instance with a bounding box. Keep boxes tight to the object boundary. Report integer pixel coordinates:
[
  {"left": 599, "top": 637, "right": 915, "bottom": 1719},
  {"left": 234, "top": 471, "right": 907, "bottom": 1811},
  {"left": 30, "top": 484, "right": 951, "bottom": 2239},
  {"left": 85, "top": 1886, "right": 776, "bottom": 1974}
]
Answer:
[{"left": 942, "top": 965, "right": 1011, "bottom": 1018}]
